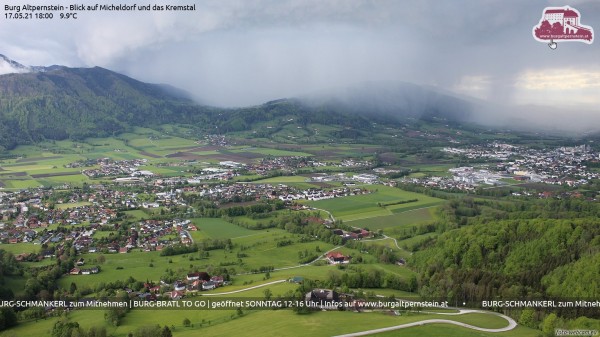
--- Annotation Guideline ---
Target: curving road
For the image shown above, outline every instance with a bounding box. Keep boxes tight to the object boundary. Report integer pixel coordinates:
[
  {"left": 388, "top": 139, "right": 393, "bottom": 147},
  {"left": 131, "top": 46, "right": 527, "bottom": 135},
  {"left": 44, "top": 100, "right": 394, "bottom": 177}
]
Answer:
[
  {"left": 200, "top": 279, "right": 287, "bottom": 296},
  {"left": 332, "top": 309, "right": 517, "bottom": 337},
  {"left": 198, "top": 278, "right": 518, "bottom": 336},
  {"left": 234, "top": 244, "right": 344, "bottom": 276}
]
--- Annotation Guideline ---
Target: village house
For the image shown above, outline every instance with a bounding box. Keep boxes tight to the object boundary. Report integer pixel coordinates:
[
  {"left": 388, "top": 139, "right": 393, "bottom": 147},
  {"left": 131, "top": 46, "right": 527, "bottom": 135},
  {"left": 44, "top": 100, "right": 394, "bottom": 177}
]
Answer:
[
  {"left": 305, "top": 289, "right": 340, "bottom": 309},
  {"left": 326, "top": 252, "right": 351, "bottom": 264}
]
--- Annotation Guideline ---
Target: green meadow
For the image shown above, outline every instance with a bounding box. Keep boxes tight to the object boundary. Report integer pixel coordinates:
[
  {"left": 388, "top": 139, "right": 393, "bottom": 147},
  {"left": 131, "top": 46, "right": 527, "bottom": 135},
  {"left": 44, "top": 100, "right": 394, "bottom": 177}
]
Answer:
[
  {"left": 57, "top": 227, "right": 335, "bottom": 291},
  {"left": 190, "top": 218, "right": 256, "bottom": 239},
  {"left": 0, "top": 243, "right": 41, "bottom": 255},
  {"left": 346, "top": 207, "right": 437, "bottom": 230},
  {"left": 306, "top": 186, "right": 443, "bottom": 221},
  {"left": 55, "top": 202, "right": 92, "bottom": 210}
]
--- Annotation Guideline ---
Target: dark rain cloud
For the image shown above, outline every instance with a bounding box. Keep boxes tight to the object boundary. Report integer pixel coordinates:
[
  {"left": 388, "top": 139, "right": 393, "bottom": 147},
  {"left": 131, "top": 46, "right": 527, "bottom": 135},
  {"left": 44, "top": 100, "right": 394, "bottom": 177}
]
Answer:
[{"left": 1, "top": 0, "right": 599, "bottom": 129}]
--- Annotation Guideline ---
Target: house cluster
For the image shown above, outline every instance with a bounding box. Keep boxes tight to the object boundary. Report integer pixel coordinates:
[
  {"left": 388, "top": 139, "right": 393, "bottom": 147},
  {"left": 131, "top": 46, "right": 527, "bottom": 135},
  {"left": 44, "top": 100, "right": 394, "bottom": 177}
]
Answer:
[
  {"left": 279, "top": 187, "right": 370, "bottom": 202},
  {"left": 82, "top": 218, "right": 195, "bottom": 254},
  {"left": 186, "top": 183, "right": 368, "bottom": 205},
  {"left": 449, "top": 167, "right": 504, "bottom": 185},
  {"left": 325, "top": 251, "right": 351, "bottom": 264},
  {"left": 0, "top": 202, "right": 198, "bottom": 257},
  {"left": 79, "top": 158, "right": 150, "bottom": 178},
  {"left": 185, "top": 168, "right": 237, "bottom": 183},
  {"left": 192, "top": 183, "right": 299, "bottom": 203},
  {"left": 309, "top": 173, "right": 379, "bottom": 184},
  {"left": 165, "top": 272, "right": 226, "bottom": 299},
  {"left": 339, "top": 159, "right": 373, "bottom": 168},
  {"left": 409, "top": 143, "right": 600, "bottom": 191},
  {"left": 0, "top": 199, "right": 119, "bottom": 244},
  {"left": 245, "top": 156, "right": 326, "bottom": 175},
  {"left": 0, "top": 224, "right": 36, "bottom": 244},
  {"left": 69, "top": 260, "right": 100, "bottom": 276},
  {"left": 138, "top": 219, "right": 196, "bottom": 251},
  {"left": 441, "top": 142, "right": 518, "bottom": 161},
  {"left": 0, "top": 175, "right": 375, "bottom": 248},
  {"left": 331, "top": 228, "right": 372, "bottom": 242},
  {"left": 205, "top": 134, "right": 231, "bottom": 147}
]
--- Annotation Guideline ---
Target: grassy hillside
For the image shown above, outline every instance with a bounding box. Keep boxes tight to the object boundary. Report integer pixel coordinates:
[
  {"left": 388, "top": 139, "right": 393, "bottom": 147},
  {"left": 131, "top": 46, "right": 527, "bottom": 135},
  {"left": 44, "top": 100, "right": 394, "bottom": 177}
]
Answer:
[{"left": 0, "top": 67, "right": 213, "bottom": 150}]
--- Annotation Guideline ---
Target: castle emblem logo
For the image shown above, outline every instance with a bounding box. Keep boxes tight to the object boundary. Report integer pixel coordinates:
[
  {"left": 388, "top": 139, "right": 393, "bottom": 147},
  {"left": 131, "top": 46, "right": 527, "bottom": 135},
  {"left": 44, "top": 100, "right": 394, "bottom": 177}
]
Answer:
[{"left": 533, "top": 6, "right": 593, "bottom": 49}]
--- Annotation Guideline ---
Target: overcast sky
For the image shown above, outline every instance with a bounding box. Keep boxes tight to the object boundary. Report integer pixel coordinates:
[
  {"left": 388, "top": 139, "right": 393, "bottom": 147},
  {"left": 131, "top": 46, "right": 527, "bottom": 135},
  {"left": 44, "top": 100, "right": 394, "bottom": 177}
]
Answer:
[{"left": 1, "top": 0, "right": 599, "bottom": 117}]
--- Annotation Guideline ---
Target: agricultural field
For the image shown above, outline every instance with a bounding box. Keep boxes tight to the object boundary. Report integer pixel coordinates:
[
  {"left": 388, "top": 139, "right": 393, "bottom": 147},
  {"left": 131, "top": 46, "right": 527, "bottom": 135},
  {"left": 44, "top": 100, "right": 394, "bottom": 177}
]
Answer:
[
  {"left": 346, "top": 207, "right": 437, "bottom": 230},
  {"left": 124, "top": 209, "right": 161, "bottom": 220},
  {"left": 0, "top": 243, "right": 41, "bottom": 255},
  {"left": 249, "top": 176, "right": 320, "bottom": 189},
  {"left": 405, "top": 163, "right": 455, "bottom": 177},
  {"left": 92, "top": 231, "right": 118, "bottom": 239},
  {"left": 229, "top": 147, "right": 313, "bottom": 157},
  {"left": 55, "top": 201, "right": 92, "bottom": 210},
  {"left": 190, "top": 218, "right": 256, "bottom": 240},
  {"left": 306, "top": 185, "right": 443, "bottom": 221},
  {"left": 0, "top": 127, "right": 431, "bottom": 190}
]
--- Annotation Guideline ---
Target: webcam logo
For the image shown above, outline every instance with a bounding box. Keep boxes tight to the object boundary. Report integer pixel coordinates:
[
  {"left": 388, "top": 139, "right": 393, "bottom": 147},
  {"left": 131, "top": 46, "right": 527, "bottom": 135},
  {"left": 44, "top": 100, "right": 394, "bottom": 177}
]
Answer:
[{"left": 533, "top": 6, "right": 594, "bottom": 49}]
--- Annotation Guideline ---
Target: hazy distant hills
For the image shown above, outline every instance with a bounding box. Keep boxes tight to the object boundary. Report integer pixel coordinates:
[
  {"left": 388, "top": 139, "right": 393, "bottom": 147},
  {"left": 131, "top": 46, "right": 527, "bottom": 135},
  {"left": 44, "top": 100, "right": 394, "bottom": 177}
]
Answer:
[
  {"left": 301, "top": 81, "right": 472, "bottom": 122},
  {"left": 0, "top": 55, "right": 479, "bottom": 151}
]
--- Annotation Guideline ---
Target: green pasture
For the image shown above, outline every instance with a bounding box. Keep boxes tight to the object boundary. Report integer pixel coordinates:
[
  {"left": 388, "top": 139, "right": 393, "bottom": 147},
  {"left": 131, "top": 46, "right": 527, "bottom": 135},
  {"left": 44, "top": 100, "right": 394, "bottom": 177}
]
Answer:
[
  {"left": 249, "top": 176, "right": 320, "bottom": 189},
  {"left": 232, "top": 265, "right": 333, "bottom": 286},
  {"left": 124, "top": 210, "right": 159, "bottom": 220},
  {"left": 231, "top": 147, "right": 313, "bottom": 157},
  {"left": 21, "top": 258, "right": 56, "bottom": 269},
  {"left": 228, "top": 228, "right": 286, "bottom": 243},
  {"left": 239, "top": 240, "right": 333, "bottom": 271},
  {"left": 388, "top": 202, "right": 442, "bottom": 214},
  {"left": 1, "top": 179, "right": 42, "bottom": 189},
  {"left": 126, "top": 135, "right": 196, "bottom": 150},
  {"left": 370, "top": 263, "right": 417, "bottom": 280},
  {"left": 360, "top": 237, "right": 403, "bottom": 251},
  {"left": 57, "top": 250, "right": 187, "bottom": 290},
  {"left": 58, "top": 228, "right": 332, "bottom": 290},
  {"left": 92, "top": 231, "right": 118, "bottom": 239},
  {"left": 0, "top": 243, "right": 40, "bottom": 255},
  {"left": 228, "top": 210, "right": 306, "bottom": 229},
  {"left": 406, "top": 163, "right": 455, "bottom": 178},
  {"left": 306, "top": 186, "right": 443, "bottom": 221},
  {"left": 346, "top": 207, "right": 436, "bottom": 230},
  {"left": 55, "top": 202, "right": 92, "bottom": 210},
  {"left": 190, "top": 218, "right": 256, "bottom": 239},
  {"left": 251, "top": 176, "right": 308, "bottom": 183}
]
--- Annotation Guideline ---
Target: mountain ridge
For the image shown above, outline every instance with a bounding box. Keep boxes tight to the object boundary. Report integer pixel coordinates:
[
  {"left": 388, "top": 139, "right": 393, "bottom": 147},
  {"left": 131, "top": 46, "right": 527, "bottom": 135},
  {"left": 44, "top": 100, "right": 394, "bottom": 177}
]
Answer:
[
  {"left": 0, "top": 55, "right": 485, "bottom": 151},
  {"left": 0, "top": 64, "right": 215, "bottom": 150}
]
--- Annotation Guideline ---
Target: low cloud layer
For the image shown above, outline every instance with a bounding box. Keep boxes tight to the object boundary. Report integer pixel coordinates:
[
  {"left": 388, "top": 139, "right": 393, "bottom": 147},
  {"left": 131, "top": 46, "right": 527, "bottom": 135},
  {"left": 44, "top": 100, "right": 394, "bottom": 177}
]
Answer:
[{"left": 1, "top": 0, "right": 599, "bottom": 130}]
